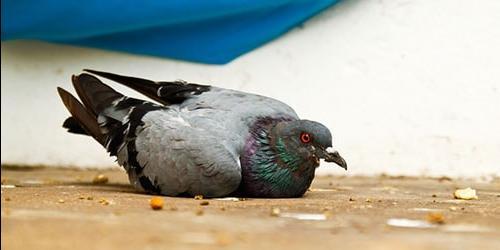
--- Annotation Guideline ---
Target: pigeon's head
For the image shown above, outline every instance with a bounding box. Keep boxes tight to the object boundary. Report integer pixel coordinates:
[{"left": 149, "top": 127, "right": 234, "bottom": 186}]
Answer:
[{"left": 273, "top": 120, "right": 347, "bottom": 170}]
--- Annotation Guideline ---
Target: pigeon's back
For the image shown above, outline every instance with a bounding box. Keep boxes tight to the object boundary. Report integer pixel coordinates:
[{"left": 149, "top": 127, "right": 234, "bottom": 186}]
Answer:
[{"left": 179, "top": 87, "right": 299, "bottom": 152}]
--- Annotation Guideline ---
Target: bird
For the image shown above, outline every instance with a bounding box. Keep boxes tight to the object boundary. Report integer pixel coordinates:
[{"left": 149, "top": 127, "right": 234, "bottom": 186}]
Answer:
[{"left": 57, "top": 70, "right": 347, "bottom": 198}]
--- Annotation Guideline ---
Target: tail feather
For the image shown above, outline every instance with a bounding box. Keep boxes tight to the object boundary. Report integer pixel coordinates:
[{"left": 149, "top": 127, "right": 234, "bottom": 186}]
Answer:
[
  {"left": 71, "top": 74, "right": 124, "bottom": 115},
  {"left": 83, "top": 69, "right": 163, "bottom": 104},
  {"left": 57, "top": 87, "right": 105, "bottom": 145},
  {"left": 62, "top": 117, "right": 87, "bottom": 135}
]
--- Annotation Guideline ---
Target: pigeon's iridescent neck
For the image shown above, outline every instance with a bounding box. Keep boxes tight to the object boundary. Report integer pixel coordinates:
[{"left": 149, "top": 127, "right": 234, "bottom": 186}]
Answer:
[{"left": 239, "top": 117, "right": 317, "bottom": 198}]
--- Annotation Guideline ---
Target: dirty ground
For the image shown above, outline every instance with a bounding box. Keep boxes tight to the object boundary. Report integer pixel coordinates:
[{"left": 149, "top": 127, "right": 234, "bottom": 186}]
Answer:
[{"left": 1, "top": 166, "right": 499, "bottom": 250}]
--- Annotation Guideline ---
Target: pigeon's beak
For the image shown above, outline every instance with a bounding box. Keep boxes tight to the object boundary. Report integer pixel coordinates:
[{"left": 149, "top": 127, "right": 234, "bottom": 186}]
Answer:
[{"left": 317, "top": 147, "right": 347, "bottom": 170}]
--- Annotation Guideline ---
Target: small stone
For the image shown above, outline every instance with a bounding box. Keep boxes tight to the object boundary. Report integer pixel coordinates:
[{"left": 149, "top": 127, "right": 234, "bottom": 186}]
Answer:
[
  {"left": 449, "top": 206, "right": 458, "bottom": 211},
  {"left": 432, "top": 194, "right": 437, "bottom": 198},
  {"left": 200, "top": 201, "right": 210, "bottom": 206},
  {"left": 349, "top": 197, "right": 355, "bottom": 202},
  {"left": 454, "top": 187, "right": 478, "bottom": 200},
  {"left": 58, "top": 199, "right": 65, "bottom": 203},
  {"left": 150, "top": 197, "right": 164, "bottom": 210},
  {"left": 194, "top": 195, "right": 204, "bottom": 200},
  {"left": 78, "top": 195, "right": 85, "bottom": 200},
  {"left": 92, "top": 174, "right": 109, "bottom": 184},
  {"left": 87, "top": 196, "right": 94, "bottom": 200},
  {"left": 270, "top": 207, "right": 281, "bottom": 217},
  {"left": 365, "top": 198, "right": 372, "bottom": 203}
]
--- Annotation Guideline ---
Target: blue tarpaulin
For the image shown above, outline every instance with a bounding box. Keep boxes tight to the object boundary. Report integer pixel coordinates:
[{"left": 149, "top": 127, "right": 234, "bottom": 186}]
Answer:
[{"left": 1, "top": 1, "right": 339, "bottom": 64}]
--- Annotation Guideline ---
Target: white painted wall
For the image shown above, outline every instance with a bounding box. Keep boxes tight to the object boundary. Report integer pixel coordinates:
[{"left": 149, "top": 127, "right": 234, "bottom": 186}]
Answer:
[{"left": 2, "top": 0, "right": 500, "bottom": 178}]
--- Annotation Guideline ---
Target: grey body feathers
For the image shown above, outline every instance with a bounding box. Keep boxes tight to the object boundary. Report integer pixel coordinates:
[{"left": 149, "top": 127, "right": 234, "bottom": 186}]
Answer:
[{"left": 59, "top": 71, "right": 298, "bottom": 197}]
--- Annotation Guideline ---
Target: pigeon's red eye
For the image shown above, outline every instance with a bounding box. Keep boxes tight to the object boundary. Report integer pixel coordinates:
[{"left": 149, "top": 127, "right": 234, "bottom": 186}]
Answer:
[{"left": 300, "top": 132, "right": 311, "bottom": 143}]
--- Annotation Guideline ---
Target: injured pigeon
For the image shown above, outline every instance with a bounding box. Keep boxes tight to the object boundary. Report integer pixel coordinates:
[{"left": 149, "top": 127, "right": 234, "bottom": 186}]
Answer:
[{"left": 57, "top": 70, "right": 347, "bottom": 198}]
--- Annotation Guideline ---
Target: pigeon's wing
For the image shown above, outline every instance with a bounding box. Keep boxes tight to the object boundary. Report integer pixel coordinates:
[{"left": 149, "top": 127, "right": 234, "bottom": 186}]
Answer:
[{"left": 128, "top": 109, "right": 242, "bottom": 197}]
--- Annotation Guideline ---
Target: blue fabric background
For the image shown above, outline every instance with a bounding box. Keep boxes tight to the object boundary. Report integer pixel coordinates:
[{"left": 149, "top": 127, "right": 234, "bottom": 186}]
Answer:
[{"left": 1, "top": 0, "right": 339, "bottom": 64}]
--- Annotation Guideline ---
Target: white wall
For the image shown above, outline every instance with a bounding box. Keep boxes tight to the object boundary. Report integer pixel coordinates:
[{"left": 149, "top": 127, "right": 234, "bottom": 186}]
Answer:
[{"left": 2, "top": 0, "right": 500, "bottom": 178}]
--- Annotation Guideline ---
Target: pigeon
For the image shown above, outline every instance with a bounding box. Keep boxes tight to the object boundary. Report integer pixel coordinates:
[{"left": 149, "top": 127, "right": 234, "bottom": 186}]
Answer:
[{"left": 57, "top": 70, "right": 347, "bottom": 198}]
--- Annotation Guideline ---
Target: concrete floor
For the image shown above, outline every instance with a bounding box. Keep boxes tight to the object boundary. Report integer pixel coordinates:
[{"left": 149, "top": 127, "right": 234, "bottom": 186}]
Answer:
[{"left": 1, "top": 166, "right": 499, "bottom": 250}]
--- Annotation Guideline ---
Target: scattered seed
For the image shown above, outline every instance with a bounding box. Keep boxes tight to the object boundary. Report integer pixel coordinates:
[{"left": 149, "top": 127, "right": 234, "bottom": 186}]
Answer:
[
  {"left": 323, "top": 211, "right": 334, "bottom": 219},
  {"left": 87, "top": 196, "right": 94, "bottom": 200},
  {"left": 432, "top": 194, "right": 437, "bottom": 198},
  {"left": 150, "top": 197, "right": 164, "bottom": 210},
  {"left": 195, "top": 207, "right": 204, "bottom": 216},
  {"left": 58, "top": 199, "right": 65, "bottom": 203},
  {"left": 349, "top": 197, "right": 355, "bottom": 202},
  {"left": 200, "top": 201, "right": 210, "bottom": 206},
  {"left": 365, "top": 198, "right": 372, "bottom": 203},
  {"left": 438, "top": 176, "right": 452, "bottom": 182},
  {"left": 194, "top": 195, "right": 204, "bottom": 200},
  {"left": 426, "top": 212, "right": 445, "bottom": 224},
  {"left": 5, "top": 197, "right": 11, "bottom": 201},
  {"left": 270, "top": 207, "right": 281, "bottom": 217},
  {"left": 449, "top": 206, "right": 458, "bottom": 211},
  {"left": 92, "top": 174, "right": 109, "bottom": 184},
  {"left": 220, "top": 206, "right": 226, "bottom": 211},
  {"left": 215, "top": 232, "right": 232, "bottom": 246},
  {"left": 98, "top": 198, "right": 111, "bottom": 205}
]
